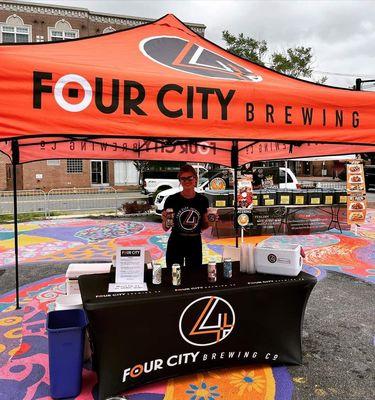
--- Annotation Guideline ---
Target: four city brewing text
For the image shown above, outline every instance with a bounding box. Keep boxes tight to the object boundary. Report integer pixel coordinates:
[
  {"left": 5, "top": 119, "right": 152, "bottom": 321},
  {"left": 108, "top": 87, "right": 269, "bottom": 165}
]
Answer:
[{"left": 33, "top": 72, "right": 360, "bottom": 128}]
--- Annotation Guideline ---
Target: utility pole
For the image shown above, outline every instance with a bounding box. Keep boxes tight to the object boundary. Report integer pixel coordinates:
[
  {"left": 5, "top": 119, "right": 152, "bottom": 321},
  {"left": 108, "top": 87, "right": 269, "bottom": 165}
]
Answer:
[{"left": 355, "top": 78, "right": 375, "bottom": 91}]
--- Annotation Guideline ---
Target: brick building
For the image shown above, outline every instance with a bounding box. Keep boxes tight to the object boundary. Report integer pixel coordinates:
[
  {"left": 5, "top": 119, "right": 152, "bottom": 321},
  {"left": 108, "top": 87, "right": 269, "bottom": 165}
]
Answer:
[{"left": 0, "top": 0, "right": 206, "bottom": 190}]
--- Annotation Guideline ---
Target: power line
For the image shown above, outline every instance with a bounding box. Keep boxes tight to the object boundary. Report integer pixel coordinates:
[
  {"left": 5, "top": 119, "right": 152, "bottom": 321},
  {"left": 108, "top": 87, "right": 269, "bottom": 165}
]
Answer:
[
  {"left": 262, "top": 61, "right": 373, "bottom": 79},
  {"left": 312, "top": 70, "right": 375, "bottom": 78}
]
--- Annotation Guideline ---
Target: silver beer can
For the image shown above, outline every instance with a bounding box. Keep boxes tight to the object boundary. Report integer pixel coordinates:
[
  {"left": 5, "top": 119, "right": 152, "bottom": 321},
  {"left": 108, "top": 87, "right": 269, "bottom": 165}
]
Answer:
[
  {"left": 208, "top": 261, "right": 217, "bottom": 283},
  {"left": 165, "top": 208, "right": 174, "bottom": 229},
  {"left": 172, "top": 263, "right": 181, "bottom": 286},
  {"left": 152, "top": 263, "right": 162, "bottom": 285},
  {"left": 223, "top": 257, "right": 233, "bottom": 279}
]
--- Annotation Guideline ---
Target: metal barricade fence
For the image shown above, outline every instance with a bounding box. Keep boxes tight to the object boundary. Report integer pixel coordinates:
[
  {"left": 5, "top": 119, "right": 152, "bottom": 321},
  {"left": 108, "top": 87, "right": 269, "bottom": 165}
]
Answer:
[
  {"left": 300, "top": 181, "right": 346, "bottom": 189},
  {"left": 315, "top": 182, "right": 346, "bottom": 189},
  {"left": 0, "top": 189, "right": 47, "bottom": 216},
  {"left": 47, "top": 187, "right": 118, "bottom": 216},
  {"left": 0, "top": 187, "right": 149, "bottom": 217}
]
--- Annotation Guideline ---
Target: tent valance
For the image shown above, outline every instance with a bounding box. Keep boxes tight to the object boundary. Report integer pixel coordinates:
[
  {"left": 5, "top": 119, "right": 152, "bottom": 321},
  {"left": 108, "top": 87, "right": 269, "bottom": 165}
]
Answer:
[{"left": 0, "top": 137, "right": 374, "bottom": 166}]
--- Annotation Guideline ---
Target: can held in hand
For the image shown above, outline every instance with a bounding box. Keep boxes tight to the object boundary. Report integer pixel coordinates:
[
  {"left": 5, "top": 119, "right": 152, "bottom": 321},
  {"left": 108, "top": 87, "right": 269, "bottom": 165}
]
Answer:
[
  {"left": 208, "top": 261, "right": 217, "bottom": 283},
  {"left": 166, "top": 208, "right": 174, "bottom": 229},
  {"left": 172, "top": 263, "right": 181, "bottom": 286},
  {"left": 223, "top": 258, "right": 233, "bottom": 279},
  {"left": 152, "top": 263, "right": 162, "bottom": 285}
]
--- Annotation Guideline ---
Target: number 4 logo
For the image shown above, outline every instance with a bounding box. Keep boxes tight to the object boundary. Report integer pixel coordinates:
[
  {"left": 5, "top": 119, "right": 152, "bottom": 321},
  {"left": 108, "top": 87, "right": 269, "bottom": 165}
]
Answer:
[{"left": 179, "top": 296, "right": 236, "bottom": 347}]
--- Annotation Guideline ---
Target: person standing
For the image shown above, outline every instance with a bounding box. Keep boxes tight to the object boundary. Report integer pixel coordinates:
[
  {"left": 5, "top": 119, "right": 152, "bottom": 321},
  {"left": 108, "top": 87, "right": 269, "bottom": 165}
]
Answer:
[{"left": 162, "top": 165, "right": 209, "bottom": 268}]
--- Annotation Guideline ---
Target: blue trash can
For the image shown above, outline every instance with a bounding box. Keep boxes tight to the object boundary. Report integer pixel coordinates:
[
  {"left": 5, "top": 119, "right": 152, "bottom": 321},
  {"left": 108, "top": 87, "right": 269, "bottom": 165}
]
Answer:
[{"left": 47, "top": 309, "right": 88, "bottom": 399}]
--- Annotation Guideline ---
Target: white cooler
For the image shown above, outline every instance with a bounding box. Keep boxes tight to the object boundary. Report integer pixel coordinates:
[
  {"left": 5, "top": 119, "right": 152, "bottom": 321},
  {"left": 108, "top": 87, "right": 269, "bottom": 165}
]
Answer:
[
  {"left": 65, "top": 263, "right": 112, "bottom": 295},
  {"left": 254, "top": 243, "right": 303, "bottom": 276}
]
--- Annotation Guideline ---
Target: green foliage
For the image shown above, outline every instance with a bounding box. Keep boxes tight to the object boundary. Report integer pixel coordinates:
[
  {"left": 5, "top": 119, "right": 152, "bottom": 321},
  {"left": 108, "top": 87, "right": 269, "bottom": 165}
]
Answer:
[
  {"left": 270, "top": 46, "right": 313, "bottom": 78},
  {"left": 315, "top": 76, "right": 328, "bottom": 85},
  {"left": 222, "top": 30, "right": 267, "bottom": 66},
  {"left": 222, "top": 31, "right": 327, "bottom": 83},
  {"left": 0, "top": 211, "right": 64, "bottom": 223}
]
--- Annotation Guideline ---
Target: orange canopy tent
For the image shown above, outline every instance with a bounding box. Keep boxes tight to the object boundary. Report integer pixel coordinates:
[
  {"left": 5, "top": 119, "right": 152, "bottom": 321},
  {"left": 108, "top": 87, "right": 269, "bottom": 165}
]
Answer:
[
  {"left": 0, "top": 13, "right": 374, "bottom": 167},
  {"left": 0, "top": 14, "right": 374, "bottom": 306}
]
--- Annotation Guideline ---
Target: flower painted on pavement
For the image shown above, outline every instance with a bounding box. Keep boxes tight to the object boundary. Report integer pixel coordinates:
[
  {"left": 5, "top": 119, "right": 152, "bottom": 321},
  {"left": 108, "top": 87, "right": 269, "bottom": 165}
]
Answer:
[
  {"left": 185, "top": 381, "right": 220, "bottom": 400},
  {"left": 229, "top": 369, "right": 265, "bottom": 396}
]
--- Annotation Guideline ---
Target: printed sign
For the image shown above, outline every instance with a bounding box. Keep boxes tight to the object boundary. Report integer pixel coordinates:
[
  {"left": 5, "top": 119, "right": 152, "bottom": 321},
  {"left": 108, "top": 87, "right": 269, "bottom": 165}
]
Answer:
[
  {"left": 115, "top": 247, "right": 145, "bottom": 284},
  {"left": 346, "top": 161, "right": 367, "bottom": 224},
  {"left": 237, "top": 177, "right": 253, "bottom": 208},
  {"left": 209, "top": 177, "right": 227, "bottom": 191}
]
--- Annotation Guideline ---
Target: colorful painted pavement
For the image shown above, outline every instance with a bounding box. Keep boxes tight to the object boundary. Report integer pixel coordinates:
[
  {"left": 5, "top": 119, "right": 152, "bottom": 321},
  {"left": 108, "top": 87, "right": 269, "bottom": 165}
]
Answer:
[{"left": 0, "top": 211, "right": 374, "bottom": 399}]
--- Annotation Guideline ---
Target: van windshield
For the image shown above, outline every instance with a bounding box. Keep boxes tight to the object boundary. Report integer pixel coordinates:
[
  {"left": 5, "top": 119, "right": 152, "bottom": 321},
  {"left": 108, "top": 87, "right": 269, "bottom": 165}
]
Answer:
[
  {"left": 199, "top": 172, "right": 210, "bottom": 186},
  {"left": 279, "top": 170, "right": 293, "bottom": 183}
]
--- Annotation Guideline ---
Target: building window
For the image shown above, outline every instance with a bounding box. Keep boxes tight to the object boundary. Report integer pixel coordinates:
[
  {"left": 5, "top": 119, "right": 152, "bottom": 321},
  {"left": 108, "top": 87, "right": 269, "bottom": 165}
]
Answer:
[
  {"left": 0, "top": 15, "right": 31, "bottom": 43},
  {"left": 103, "top": 26, "right": 116, "bottom": 34},
  {"left": 91, "top": 160, "right": 109, "bottom": 185},
  {"left": 48, "top": 20, "right": 79, "bottom": 42},
  {"left": 47, "top": 160, "right": 61, "bottom": 166},
  {"left": 67, "top": 159, "right": 83, "bottom": 173}
]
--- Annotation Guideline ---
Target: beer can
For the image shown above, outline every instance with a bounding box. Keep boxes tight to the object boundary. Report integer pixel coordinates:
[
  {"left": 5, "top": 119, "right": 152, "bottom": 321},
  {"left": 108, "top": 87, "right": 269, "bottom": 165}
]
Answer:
[
  {"left": 152, "top": 263, "right": 162, "bottom": 285},
  {"left": 223, "top": 257, "right": 233, "bottom": 279},
  {"left": 208, "top": 261, "right": 217, "bottom": 283},
  {"left": 172, "top": 263, "right": 181, "bottom": 286},
  {"left": 166, "top": 208, "right": 174, "bottom": 228}
]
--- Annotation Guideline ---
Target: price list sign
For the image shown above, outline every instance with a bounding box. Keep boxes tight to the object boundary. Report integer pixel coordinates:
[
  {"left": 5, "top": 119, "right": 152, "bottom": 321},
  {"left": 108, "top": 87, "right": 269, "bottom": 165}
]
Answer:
[{"left": 346, "top": 161, "right": 367, "bottom": 224}]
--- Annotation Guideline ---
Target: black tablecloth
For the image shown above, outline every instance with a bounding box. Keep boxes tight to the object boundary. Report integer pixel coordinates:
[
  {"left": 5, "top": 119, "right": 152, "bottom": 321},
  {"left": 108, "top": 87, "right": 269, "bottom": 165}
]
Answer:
[{"left": 79, "top": 263, "right": 316, "bottom": 400}]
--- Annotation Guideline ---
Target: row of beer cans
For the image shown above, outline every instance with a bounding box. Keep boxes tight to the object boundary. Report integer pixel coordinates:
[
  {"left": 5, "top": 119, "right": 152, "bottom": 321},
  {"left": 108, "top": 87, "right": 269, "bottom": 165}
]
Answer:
[{"left": 151, "top": 259, "right": 233, "bottom": 286}]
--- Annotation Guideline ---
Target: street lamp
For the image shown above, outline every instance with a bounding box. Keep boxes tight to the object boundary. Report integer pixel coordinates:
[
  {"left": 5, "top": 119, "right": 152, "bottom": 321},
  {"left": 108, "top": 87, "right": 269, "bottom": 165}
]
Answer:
[{"left": 355, "top": 78, "right": 375, "bottom": 91}]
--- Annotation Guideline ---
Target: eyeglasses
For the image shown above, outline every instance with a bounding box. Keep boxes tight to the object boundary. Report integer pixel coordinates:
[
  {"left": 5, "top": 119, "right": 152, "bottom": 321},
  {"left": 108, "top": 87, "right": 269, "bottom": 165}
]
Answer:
[{"left": 180, "top": 175, "right": 195, "bottom": 182}]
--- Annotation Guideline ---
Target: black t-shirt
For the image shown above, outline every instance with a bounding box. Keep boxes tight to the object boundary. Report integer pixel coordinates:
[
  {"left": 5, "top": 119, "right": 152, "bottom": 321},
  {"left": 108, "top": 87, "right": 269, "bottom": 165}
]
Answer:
[
  {"left": 252, "top": 173, "right": 263, "bottom": 188},
  {"left": 164, "top": 192, "right": 209, "bottom": 235}
]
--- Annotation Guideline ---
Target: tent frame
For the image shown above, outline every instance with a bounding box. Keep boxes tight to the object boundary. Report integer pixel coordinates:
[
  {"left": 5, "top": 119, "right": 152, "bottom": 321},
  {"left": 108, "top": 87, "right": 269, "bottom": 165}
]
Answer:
[{"left": 7, "top": 135, "right": 375, "bottom": 308}]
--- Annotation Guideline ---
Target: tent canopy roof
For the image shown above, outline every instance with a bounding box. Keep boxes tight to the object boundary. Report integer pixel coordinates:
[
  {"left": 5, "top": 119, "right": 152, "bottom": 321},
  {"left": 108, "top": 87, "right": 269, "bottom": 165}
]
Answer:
[{"left": 0, "top": 14, "right": 374, "bottom": 165}]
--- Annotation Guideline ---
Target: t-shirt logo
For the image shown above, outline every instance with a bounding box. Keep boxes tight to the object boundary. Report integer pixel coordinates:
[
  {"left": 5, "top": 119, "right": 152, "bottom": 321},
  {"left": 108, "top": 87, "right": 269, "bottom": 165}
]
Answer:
[{"left": 177, "top": 207, "right": 200, "bottom": 231}]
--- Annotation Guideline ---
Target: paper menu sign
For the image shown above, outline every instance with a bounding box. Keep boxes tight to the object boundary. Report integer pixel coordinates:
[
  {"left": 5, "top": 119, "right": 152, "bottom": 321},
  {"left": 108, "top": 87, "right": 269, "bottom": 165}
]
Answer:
[
  {"left": 115, "top": 247, "right": 145, "bottom": 283},
  {"left": 237, "top": 177, "right": 253, "bottom": 209},
  {"left": 108, "top": 283, "right": 148, "bottom": 293},
  {"left": 346, "top": 161, "right": 367, "bottom": 225}
]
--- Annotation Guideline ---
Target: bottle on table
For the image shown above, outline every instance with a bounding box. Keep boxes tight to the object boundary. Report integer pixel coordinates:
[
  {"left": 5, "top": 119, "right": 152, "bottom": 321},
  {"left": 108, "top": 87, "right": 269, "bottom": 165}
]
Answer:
[
  {"left": 152, "top": 263, "right": 162, "bottom": 285},
  {"left": 208, "top": 260, "right": 217, "bottom": 283},
  {"left": 223, "top": 257, "right": 233, "bottom": 279},
  {"left": 172, "top": 263, "right": 181, "bottom": 286}
]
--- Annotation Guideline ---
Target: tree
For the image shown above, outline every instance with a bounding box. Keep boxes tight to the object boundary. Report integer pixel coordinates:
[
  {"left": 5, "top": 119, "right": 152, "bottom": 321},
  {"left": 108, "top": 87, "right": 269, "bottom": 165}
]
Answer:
[
  {"left": 270, "top": 46, "right": 313, "bottom": 78},
  {"left": 133, "top": 160, "right": 151, "bottom": 185},
  {"left": 222, "top": 30, "right": 267, "bottom": 66},
  {"left": 222, "top": 31, "right": 326, "bottom": 82}
]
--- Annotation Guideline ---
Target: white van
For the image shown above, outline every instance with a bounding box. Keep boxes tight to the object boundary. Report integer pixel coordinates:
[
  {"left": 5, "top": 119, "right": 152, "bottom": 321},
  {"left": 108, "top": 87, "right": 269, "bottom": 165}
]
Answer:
[
  {"left": 154, "top": 167, "right": 299, "bottom": 214},
  {"left": 142, "top": 165, "right": 207, "bottom": 195}
]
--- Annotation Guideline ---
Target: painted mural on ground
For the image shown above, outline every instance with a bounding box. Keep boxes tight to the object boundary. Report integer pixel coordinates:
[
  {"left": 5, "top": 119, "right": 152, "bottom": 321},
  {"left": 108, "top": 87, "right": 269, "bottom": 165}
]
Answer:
[
  {"left": 0, "top": 214, "right": 373, "bottom": 282},
  {"left": 0, "top": 212, "right": 374, "bottom": 399}
]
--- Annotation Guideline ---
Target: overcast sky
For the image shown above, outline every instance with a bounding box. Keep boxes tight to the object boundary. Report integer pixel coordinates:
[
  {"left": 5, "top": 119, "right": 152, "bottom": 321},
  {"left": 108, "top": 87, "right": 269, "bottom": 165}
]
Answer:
[{"left": 20, "top": 0, "right": 375, "bottom": 89}]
